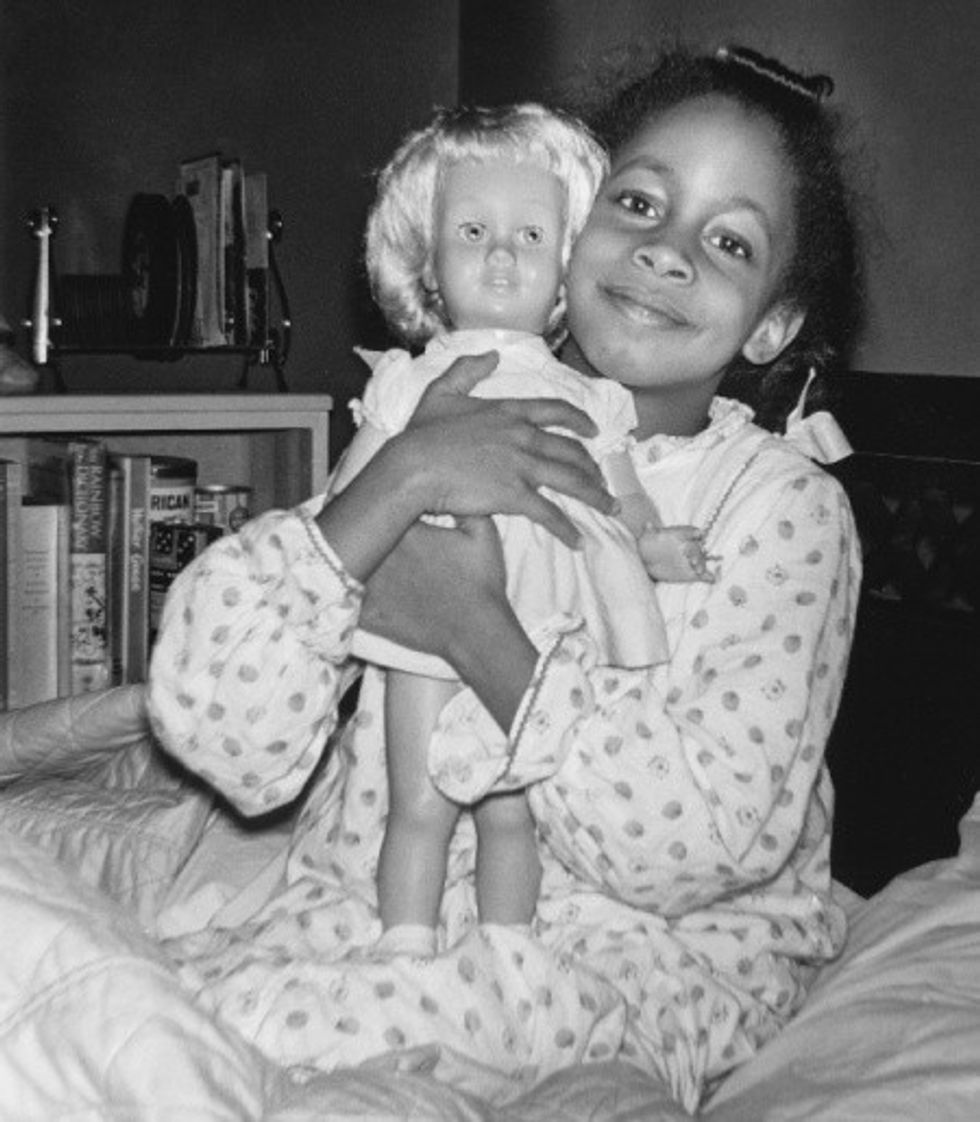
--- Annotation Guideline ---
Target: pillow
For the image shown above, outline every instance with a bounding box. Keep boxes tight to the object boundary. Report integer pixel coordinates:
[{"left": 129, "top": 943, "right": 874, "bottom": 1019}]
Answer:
[{"left": 705, "top": 794, "right": 980, "bottom": 1120}]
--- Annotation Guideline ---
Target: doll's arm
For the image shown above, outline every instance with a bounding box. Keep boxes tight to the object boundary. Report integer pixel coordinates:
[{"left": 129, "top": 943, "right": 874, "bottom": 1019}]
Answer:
[
  {"left": 603, "top": 448, "right": 711, "bottom": 581},
  {"left": 602, "top": 448, "right": 662, "bottom": 536},
  {"left": 637, "top": 524, "right": 713, "bottom": 582}
]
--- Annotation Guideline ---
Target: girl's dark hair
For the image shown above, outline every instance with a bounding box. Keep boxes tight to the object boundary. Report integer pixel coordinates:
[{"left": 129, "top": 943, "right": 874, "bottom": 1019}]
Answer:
[{"left": 586, "top": 45, "right": 865, "bottom": 428}]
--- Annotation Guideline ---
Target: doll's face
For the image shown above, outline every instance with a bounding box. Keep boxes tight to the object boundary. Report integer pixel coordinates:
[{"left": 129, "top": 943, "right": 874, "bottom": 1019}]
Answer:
[{"left": 429, "top": 159, "right": 565, "bottom": 335}]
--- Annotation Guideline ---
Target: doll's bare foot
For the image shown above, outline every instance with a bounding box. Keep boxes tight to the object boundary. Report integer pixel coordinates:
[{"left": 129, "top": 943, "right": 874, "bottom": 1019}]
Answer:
[{"left": 638, "top": 525, "right": 715, "bottom": 582}]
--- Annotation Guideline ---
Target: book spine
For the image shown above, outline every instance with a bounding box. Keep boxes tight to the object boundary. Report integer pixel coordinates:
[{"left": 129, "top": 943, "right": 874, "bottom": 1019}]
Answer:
[
  {"left": 16, "top": 502, "right": 70, "bottom": 707},
  {"left": 0, "top": 467, "right": 6, "bottom": 710},
  {"left": 55, "top": 504, "right": 72, "bottom": 697},
  {"left": 123, "top": 456, "right": 152, "bottom": 683},
  {"left": 244, "top": 171, "right": 269, "bottom": 348},
  {"left": 106, "top": 458, "right": 127, "bottom": 685},
  {"left": 67, "top": 439, "right": 110, "bottom": 694},
  {"left": 0, "top": 437, "right": 71, "bottom": 502},
  {"left": 0, "top": 459, "right": 22, "bottom": 710},
  {"left": 220, "top": 159, "right": 247, "bottom": 344},
  {"left": 179, "top": 153, "right": 224, "bottom": 346}
]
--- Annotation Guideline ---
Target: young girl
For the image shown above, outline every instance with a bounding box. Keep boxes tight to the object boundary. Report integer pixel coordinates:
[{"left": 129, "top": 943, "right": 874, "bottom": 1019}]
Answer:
[
  {"left": 149, "top": 44, "right": 864, "bottom": 1112},
  {"left": 330, "top": 103, "right": 708, "bottom": 956}
]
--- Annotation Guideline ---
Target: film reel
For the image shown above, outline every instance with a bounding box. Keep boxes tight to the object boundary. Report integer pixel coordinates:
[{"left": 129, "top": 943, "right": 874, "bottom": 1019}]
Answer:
[{"left": 121, "top": 192, "right": 196, "bottom": 347}]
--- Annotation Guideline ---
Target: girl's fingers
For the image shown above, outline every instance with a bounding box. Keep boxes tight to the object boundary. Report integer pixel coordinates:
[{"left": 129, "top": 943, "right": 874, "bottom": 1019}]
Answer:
[
  {"left": 399, "top": 372, "right": 616, "bottom": 523},
  {"left": 529, "top": 424, "right": 606, "bottom": 477},
  {"left": 430, "top": 351, "right": 501, "bottom": 395},
  {"left": 526, "top": 454, "right": 616, "bottom": 519},
  {"left": 501, "top": 395, "right": 599, "bottom": 439},
  {"left": 520, "top": 427, "right": 615, "bottom": 513},
  {"left": 519, "top": 492, "right": 583, "bottom": 550}
]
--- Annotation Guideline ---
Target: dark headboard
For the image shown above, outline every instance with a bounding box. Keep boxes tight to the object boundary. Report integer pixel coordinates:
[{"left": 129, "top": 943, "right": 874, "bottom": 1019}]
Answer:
[{"left": 822, "top": 372, "right": 980, "bottom": 895}]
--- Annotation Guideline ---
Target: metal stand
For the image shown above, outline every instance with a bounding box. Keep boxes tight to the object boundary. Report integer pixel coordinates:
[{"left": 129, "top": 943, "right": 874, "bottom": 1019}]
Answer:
[{"left": 25, "top": 204, "right": 292, "bottom": 392}]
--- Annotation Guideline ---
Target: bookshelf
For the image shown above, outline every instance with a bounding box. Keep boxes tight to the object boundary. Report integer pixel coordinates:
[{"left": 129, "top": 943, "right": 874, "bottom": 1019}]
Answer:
[
  {"left": 0, "top": 394, "right": 332, "bottom": 513},
  {"left": 1, "top": 393, "right": 332, "bottom": 710}
]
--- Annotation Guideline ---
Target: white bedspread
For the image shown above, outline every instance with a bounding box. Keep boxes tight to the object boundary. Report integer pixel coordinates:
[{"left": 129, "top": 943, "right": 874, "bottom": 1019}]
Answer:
[{"left": 1, "top": 688, "right": 979, "bottom": 1120}]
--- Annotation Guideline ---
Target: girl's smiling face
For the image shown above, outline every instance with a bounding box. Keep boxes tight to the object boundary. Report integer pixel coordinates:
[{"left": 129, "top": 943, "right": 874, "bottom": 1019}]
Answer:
[{"left": 563, "top": 95, "right": 804, "bottom": 436}]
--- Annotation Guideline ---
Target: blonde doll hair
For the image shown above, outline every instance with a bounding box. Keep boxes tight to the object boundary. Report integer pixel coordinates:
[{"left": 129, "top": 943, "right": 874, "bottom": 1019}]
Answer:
[{"left": 365, "top": 103, "right": 609, "bottom": 347}]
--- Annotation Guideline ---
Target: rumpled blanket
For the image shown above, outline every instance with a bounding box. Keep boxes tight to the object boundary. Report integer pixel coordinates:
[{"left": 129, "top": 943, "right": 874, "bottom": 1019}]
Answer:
[{"left": 0, "top": 685, "right": 212, "bottom": 925}]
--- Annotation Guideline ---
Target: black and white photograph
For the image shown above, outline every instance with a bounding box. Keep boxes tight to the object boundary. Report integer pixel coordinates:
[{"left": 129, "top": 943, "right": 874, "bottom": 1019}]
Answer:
[{"left": 1, "top": 2, "right": 978, "bottom": 1118}]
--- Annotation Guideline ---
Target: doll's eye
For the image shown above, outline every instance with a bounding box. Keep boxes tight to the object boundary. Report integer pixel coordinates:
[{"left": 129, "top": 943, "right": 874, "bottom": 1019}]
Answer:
[
  {"left": 519, "top": 225, "right": 545, "bottom": 245},
  {"left": 459, "top": 222, "right": 486, "bottom": 242}
]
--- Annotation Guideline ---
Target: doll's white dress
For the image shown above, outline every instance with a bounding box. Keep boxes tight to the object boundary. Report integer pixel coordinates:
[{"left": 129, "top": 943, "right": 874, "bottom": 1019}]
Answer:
[{"left": 332, "top": 328, "right": 669, "bottom": 678}]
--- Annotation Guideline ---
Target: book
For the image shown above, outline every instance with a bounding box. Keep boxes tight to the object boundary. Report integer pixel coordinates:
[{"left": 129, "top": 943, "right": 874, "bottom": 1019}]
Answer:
[
  {"left": 106, "top": 458, "right": 124, "bottom": 685},
  {"left": 0, "top": 436, "right": 71, "bottom": 502},
  {"left": 244, "top": 171, "right": 269, "bottom": 348},
  {"left": 65, "top": 437, "right": 110, "bottom": 694},
  {"left": 179, "top": 152, "right": 224, "bottom": 346},
  {"left": 107, "top": 454, "right": 152, "bottom": 684},
  {"left": 220, "top": 158, "right": 247, "bottom": 345},
  {"left": 0, "top": 440, "right": 72, "bottom": 709},
  {"left": 14, "top": 500, "right": 71, "bottom": 707},
  {"left": 0, "top": 458, "right": 22, "bottom": 710},
  {"left": 148, "top": 521, "right": 222, "bottom": 650}
]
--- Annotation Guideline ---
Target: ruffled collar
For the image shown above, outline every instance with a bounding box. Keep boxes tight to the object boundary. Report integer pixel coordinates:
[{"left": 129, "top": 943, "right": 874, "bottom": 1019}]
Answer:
[
  {"left": 631, "top": 396, "right": 755, "bottom": 463},
  {"left": 631, "top": 389, "right": 852, "bottom": 467}
]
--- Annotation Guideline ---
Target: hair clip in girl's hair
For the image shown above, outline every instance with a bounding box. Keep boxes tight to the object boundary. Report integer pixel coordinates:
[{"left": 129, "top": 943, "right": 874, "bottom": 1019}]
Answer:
[
  {"left": 715, "top": 45, "right": 835, "bottom": 102},
  {"left": 805, "top": 72, "right": 835, "bottom": 102}
]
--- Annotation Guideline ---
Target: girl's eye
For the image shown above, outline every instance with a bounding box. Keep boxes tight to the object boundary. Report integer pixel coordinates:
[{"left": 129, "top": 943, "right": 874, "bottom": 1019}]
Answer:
[
  {"left": 711, "top": 232, "right": 752, "bottom": 261},
  {"left": 459, "top": 222, "right": 486, "bottom": 243},
  {"left": 613, "top": 190, "right": 662, "bottom": 220},
  {"left": 519, "top": 225, "right": 545, "bottom": 245}
]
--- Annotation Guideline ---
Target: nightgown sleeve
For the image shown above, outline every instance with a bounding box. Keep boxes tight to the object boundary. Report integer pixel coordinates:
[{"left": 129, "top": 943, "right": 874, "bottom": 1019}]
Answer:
[{"left": 146, "top": 498, "right": 364, "bottom": 817}]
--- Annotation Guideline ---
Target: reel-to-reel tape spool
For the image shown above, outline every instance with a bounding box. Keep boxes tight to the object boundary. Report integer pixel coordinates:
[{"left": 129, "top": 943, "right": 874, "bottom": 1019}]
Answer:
[{"left": 57, "top": 193, "right": 197, "bottom": 350}]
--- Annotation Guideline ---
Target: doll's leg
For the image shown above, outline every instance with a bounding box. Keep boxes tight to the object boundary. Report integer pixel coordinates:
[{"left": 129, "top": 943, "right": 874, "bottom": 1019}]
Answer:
[
  {"left": 472, "top": 790, "right": 541, "bottom": 925},
  {"left": 377, "top": 671, "right": 462, "bottom": 934}
]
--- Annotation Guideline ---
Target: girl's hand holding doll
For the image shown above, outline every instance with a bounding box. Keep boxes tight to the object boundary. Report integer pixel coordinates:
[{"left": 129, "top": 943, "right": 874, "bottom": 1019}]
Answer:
[
  {"left": 395, "top": 350, "right": 615, "bottom": 548},
  {"left": 319, "top": 352, "right": 615, "bottom": 583}
]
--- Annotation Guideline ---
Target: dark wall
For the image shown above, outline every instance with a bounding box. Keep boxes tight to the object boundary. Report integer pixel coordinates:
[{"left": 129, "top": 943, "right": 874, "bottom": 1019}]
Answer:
[
  {"left": 460, "top": 0, "right": 980, "bottom": 380},
  {"left": 2, "top": 0, "right": 458, "bottom": 459},
  {"left": 5, "top": 0, "right": 977, "bottom": 466}
]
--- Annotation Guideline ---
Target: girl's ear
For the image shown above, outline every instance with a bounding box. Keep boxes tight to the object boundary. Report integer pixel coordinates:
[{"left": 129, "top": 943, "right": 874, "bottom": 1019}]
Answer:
[{"left": 741, "top": 304, "right": 806, "bottom": 366}]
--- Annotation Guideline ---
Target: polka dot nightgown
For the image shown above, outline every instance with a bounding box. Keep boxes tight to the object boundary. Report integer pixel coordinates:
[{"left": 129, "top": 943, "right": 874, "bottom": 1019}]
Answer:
[{"left": 147, "top": 396, "right": 861, "bottom": 1112}]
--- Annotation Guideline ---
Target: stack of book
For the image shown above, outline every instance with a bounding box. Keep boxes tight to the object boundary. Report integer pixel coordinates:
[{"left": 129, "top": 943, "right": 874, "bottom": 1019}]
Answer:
[
  {"left": 0, "top": 439, "right": 223, "bottom": 711},
  {"left": 177, "top": 154, "right": 268, "bottom": 349}
]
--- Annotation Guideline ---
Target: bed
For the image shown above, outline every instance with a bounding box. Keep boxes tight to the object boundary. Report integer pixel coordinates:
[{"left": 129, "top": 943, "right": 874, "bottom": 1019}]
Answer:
[{"left": 2, "top": 372, "right": 978, "bottom": 1120}]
